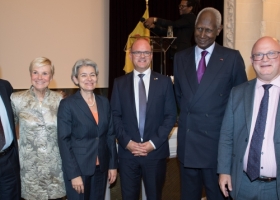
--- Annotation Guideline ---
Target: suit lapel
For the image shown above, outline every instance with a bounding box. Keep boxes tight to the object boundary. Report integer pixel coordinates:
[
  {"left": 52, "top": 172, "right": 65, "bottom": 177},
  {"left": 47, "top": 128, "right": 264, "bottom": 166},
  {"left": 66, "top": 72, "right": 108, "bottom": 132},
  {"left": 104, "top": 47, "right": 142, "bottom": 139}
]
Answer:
[
  {"left": 126, "top": 73, "right": 138, "bottom": 121},
  {"left": 244, "top": 79, "right": 256, "bottom": 135},
  {"left": 73, "top": 91, "right": 96, "bottom": 124},
  {"left": 95, "top": 95, "right": 104, "bottom": 128},
  {"left": 146, "top": 71, "right": 159, "bottom": 112},
  {"left": 274, "top": 90, "right": 280, "bottom": 143},
  {"left": 183, "top": 47, "right": 199, "bottom": 94},
  {"left": 190, "top": 44, "right": 228, "bottom": 107}
]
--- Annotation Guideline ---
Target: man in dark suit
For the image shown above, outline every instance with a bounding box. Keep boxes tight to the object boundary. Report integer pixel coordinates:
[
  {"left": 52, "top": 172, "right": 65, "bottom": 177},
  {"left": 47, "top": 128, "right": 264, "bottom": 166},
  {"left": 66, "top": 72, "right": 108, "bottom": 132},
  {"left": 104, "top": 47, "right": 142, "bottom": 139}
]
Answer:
[
  {"left": 218, "top": 36, "right": 280, "bottom": 199},
  {"left": 111, "top": 38, "right": 177, "bottom": 200},
  {"left": 0, "top": 79, "right": 20, "bottom": 200},
  {"left": 144, "top": 0, "right": 198, "bottom": 52},
  {"left": 173, "top": 7, "right": 247, "bottom": 200}
]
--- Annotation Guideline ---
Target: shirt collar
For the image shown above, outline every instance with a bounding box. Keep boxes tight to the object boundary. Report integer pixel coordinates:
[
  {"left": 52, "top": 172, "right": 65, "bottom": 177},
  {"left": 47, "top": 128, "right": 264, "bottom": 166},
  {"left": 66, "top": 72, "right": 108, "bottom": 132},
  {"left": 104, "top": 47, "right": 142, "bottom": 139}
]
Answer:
[
  {"left": 133, "top": 68, "right": 151, "bottom": 78},
  {"left": 256, "top": 75, "right": 280, "bottom": 89}
]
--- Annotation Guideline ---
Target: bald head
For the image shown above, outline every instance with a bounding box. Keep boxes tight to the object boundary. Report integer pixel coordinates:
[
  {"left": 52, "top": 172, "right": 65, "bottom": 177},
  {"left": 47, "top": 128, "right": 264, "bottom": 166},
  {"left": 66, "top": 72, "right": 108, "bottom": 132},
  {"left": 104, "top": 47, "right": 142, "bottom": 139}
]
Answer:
[
  {"left": 130, "top": 38, "right": 153, "bottom": 73},
  {"left": 251, "top": 36, "right": 280, "bottom": 83}
]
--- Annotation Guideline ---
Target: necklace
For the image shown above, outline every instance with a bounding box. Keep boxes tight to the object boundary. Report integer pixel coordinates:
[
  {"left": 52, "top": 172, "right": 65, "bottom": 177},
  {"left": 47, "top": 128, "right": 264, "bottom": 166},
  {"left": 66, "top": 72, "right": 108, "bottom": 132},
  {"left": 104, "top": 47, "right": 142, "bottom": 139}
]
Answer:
[{"left": 88, "top": 95, "right": 95, "bottom": 107}]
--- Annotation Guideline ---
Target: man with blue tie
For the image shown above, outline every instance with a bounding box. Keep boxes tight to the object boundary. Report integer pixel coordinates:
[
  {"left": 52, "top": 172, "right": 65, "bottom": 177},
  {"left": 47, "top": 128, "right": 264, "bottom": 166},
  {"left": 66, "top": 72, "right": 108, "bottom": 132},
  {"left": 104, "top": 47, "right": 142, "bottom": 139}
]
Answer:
[
  {"left": 218, "top": 36, "right": 280, "bottom": 199},
  {"left": 173, "top": 7, "right": 247, "bottom": 200},
  {"left": 0, "top": 79, "right": 20, "bottom": 200},
  {"left": 111, "top": 38, "right": 177, "bottom": 200}
]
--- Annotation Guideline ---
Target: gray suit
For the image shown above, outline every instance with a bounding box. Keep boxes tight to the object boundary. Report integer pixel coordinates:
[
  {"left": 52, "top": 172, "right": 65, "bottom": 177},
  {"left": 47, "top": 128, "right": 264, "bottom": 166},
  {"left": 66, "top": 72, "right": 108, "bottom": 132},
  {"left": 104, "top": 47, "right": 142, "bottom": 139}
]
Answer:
[{"left": 217, "top": 78, "right": 280, "bottom": 199}]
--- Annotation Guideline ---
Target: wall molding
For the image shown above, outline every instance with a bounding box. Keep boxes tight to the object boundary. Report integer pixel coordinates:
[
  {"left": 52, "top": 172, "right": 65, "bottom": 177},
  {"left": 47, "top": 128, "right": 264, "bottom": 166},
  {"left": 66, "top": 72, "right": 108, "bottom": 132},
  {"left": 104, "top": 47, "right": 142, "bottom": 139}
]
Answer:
[{"left": 223, "top": 0, "right": 235, "bottom": 49}]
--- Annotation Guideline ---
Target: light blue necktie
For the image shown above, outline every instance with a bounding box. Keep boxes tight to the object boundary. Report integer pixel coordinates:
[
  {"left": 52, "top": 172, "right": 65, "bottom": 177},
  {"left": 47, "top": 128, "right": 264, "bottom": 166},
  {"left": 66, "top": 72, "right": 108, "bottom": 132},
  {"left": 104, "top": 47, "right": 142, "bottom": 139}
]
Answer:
[
  {"left": 138, "top": 74, "right": 146, "bottom": 138},
  {"left": 247, "top": 84, "right": 272, "bottom": 181}
]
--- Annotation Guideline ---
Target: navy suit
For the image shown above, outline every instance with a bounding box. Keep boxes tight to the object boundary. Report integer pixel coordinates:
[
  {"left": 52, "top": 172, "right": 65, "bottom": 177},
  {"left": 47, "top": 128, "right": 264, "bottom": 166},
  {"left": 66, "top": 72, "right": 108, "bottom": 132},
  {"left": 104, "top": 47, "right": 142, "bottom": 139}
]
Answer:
[
  {"left": 173, "top": 43, "right": 247, "bottom": 199},
  {"left": 0, "top": 79, "right": 20, "bottom": 200},
  {"left": 57, "top": 91, "right": 117, "bottom": 200},
  {"left": 111, "top": 71, "right": 177, "bottom": 199}
]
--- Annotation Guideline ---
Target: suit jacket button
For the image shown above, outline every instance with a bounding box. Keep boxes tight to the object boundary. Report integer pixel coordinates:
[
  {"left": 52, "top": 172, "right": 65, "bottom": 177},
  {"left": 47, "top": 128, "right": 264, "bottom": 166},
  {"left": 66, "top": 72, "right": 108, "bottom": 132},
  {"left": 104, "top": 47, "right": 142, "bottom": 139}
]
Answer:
[
  {"left": 96, "top": 137, "right": 99, "bottom": 140},
  {"left": 220, "top": 94, "right": 223, "bottom": 96},
  {"left": 187, "top": 129, "right": 190, "bottom": 132},
  {"left": 205, "top": 114, "right": 209, "bottom": 117}
]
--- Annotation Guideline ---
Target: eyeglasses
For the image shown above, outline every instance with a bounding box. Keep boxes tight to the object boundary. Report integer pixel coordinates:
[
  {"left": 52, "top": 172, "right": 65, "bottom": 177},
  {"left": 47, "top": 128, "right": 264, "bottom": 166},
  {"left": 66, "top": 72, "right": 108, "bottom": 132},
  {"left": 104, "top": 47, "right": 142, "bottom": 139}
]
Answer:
[
  {"left": 131, "top": 51, "right": 152, "bottom": 57},
  {"left": 252, "top": 51, "right": 280, "bottom": 61},
  {"left": 178, "top": 4, "right": 188, "bottom": 9}
]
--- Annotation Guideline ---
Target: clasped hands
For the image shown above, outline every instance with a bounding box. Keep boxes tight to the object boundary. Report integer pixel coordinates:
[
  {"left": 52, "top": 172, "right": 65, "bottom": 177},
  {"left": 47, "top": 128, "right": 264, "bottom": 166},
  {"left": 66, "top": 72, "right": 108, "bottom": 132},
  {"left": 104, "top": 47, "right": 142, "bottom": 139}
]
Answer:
[{"left": 126, "top": 140, "right": 154, "bottom": 156}]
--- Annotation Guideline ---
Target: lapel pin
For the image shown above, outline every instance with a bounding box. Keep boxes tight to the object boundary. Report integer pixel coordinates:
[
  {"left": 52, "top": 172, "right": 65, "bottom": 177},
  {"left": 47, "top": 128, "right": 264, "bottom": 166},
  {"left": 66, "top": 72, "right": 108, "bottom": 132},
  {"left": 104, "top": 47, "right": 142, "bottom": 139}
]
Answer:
[
  {"left": 154, "top": 77, "right": 158, "bottom": 80},
  {"left": 220, "top": 58, "right": 223, "bottom": 61}
]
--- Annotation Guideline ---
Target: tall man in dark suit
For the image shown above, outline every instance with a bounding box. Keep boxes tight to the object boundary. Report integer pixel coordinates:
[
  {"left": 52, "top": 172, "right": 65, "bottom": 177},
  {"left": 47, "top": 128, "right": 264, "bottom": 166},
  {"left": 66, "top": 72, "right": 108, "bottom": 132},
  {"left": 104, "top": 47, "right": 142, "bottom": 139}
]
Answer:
[
  {"left": 218, "top": 36, "right": 280, "bottom": 199},
  {"left": 173, "top": 7, "right": 247, "bottom": 200},
  {"left": 111, "top": 38, "right": 177, "bottom": 200},
  {"left": 0, "top": 79, "right": 20, "bottom": 200}
]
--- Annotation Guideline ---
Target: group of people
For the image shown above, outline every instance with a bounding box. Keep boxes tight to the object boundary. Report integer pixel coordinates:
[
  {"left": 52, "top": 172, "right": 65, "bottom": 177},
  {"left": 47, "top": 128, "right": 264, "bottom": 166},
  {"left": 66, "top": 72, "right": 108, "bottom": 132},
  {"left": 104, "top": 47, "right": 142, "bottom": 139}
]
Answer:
[{"left": 1, "top": 5, "right": 280, "bottom": 200}]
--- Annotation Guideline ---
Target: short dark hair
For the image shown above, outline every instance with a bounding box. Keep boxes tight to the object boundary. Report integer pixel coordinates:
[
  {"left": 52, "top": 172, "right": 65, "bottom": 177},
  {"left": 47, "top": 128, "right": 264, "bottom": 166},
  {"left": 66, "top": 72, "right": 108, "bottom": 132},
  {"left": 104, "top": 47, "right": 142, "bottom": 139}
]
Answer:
[{"left": 184, "top": 0, "right": 197, "bottom": 7}]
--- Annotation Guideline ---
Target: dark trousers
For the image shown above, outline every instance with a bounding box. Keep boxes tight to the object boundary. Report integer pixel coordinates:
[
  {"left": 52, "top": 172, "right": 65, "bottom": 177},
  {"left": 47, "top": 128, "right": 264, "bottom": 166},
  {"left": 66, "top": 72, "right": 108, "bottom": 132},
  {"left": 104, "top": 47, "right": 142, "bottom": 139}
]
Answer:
[
  {"left": 180, "top": 162, "right": 225, "bottom": 200},
  {"left": 64, "top": 166, "right": 107, "bottom": 200},
  {"left": 0, "top": 145, "right": 21, "bottom": 200},
  {"left": 119, "top": 157, "right": 167, "bottom": 200}
]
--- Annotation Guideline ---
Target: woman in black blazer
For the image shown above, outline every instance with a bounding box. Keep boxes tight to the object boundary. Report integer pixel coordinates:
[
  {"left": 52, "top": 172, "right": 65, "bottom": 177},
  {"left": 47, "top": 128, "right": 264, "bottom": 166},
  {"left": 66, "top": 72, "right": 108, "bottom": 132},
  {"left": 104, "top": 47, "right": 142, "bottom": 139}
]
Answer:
[{"left": 57, "top": 59, "right": 118, "bottom": 200}]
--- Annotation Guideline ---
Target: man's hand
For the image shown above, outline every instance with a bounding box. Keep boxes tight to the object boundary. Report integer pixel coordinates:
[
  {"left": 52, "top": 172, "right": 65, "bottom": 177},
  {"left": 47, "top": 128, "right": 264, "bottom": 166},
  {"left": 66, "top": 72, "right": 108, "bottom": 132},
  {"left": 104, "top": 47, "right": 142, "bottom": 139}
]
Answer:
[
  {"left": 126, "top": 141, "right": 147, "bottom": 156},
  {"left": 219, "top": 174, "right": 232, "bottom": 197},
  {"left": 138, "top": 141, "right": 154, "bottom": 154},
  {"left": 71, "top": 176, "right": 84, "bottom": 194},
  {"left": 108, "top": 169, "right": 117, "bottom": 184},
  {"left": 144, "top": 17, "right": 155, "bottom": 28}
]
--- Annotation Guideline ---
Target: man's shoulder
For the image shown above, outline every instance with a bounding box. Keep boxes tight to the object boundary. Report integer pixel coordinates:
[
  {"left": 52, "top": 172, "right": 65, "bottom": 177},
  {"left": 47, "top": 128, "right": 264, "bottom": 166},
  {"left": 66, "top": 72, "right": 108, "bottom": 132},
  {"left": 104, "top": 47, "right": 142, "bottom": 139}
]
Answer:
[
  {"left": 214, "top": 44, "right": 240, "bottom": 55},
  {"left": 0, "top": 79, "right": 11, "bottom": 86},
  {"left": 232, "top": 79, "right": 255, "bottom": 93},
  {"left": 175, "top": 46, "right": 194, "bottom": 58},
  {"left": 114, "top": 72, "right": 132, "bottom": 82}
]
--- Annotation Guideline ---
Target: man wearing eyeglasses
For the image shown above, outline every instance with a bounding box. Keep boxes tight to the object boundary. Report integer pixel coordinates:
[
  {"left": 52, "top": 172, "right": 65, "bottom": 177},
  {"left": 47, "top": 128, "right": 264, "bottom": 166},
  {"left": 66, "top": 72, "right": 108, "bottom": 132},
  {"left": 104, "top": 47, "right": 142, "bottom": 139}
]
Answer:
[
  {"left": 218, "top": 36, "right": 280, "bottom": 200},
  {"left": 144, "top": 0, "right": 197, "bottom": 54},
  {"left": 111, "top": 38, "right": 177, "bottom": 200},
  {"left": 173, "top": 7, "right": 247, "bottom": 200}
]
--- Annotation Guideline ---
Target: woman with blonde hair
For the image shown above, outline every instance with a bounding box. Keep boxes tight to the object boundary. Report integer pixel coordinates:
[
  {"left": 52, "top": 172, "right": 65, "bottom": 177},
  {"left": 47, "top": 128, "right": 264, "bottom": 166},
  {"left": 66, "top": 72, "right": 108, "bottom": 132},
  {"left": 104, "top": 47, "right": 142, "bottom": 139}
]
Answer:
[{"left": 11, "top": 57, "right": 65, "bottom": 200}]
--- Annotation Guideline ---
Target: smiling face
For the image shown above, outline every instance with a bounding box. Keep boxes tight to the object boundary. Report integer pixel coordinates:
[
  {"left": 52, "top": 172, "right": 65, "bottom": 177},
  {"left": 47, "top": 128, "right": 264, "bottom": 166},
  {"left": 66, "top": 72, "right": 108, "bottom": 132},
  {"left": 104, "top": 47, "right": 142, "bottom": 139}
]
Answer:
[
  {"left": 251, "top": 37, "right": 280, "bottom": 83},
  {"left": 31, "top": 65, "right": 52, "bottom": 92},
  {"left": 179, "top": 1, "right": 193, "bottom": 15},
  {"left": 130, "top": 39, "right": 153, "bottom": 73},
  {"left": 73, "top": 65, "right": 98, "bottom": 93},
  {"left": 194, "top": 10, "right": 222, "bottom": 49}
]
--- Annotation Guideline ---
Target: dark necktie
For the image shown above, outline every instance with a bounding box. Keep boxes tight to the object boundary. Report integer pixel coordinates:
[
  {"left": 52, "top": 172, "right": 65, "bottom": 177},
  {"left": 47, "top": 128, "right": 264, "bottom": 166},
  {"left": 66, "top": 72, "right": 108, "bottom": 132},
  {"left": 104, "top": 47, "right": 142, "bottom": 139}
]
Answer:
[
  {"left": 197, "top": 51, "right": 208, "bottom": 83},
  {"left": 0, "top": 117, "right": 6, "bottom": 150},
  {"left": 138, "top": 74, "right": 146, "bottom": 139},
  {"left": 247, "top": 84, "right": 272, "bottom": 181}
]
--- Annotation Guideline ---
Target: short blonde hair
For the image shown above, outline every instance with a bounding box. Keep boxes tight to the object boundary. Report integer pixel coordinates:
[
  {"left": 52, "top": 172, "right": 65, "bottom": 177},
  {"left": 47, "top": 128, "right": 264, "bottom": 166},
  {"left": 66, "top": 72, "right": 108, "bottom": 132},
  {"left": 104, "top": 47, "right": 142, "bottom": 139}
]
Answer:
[{"left": 29, "top": 57, "right": 55, "bottom": 76}]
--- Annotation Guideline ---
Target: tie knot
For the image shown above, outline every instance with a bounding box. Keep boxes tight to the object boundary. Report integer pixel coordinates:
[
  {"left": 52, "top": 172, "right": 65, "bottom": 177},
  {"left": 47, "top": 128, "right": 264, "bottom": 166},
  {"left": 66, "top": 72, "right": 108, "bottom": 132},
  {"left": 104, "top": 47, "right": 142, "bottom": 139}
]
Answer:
[
  {"left": 138, "top": 74, "right": 145, "bottom": 79},
  {"left": 201, "top": 51, "right": 208, "bottom": 58},
  {"left": 263, "top": 84, "right": 272, "bottom": 90}
]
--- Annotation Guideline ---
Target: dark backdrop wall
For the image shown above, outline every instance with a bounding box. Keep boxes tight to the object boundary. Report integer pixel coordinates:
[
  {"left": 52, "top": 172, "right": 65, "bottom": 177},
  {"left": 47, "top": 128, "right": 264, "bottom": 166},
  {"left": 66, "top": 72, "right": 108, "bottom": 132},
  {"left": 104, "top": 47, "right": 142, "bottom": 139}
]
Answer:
[{"left": 109, "top": 0, "right": 223, "bottom": 98}]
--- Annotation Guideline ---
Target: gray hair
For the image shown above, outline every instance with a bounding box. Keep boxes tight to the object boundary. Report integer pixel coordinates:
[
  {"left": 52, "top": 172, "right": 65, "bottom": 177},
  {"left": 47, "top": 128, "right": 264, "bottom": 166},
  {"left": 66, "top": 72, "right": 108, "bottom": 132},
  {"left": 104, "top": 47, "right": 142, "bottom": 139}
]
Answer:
[
  {"left": 29, "top": 57, "right": 55, "bottom": 76},
  {"left": 71, "top": 58, "right": 99, "bottom": 86},
  {"left": 195, "top": 7, "right": 222, "bottom": 28}
]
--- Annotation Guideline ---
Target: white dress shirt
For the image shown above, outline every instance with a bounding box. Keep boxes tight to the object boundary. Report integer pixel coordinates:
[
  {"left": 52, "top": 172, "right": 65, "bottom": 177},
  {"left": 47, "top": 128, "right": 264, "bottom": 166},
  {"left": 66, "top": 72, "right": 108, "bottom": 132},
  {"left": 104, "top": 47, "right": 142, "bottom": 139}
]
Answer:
[
  {"left": 195, "top": 42, "right": 215, "bottom": 69},
  {"left": 0, "top": 95, "right": 13, "bottom": 151},
  {"left": 243, "top": 76, "right": 280, "bottom": 177},
  {"left": 133, "top": 68, "right": 156, "bottom": 148}
]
